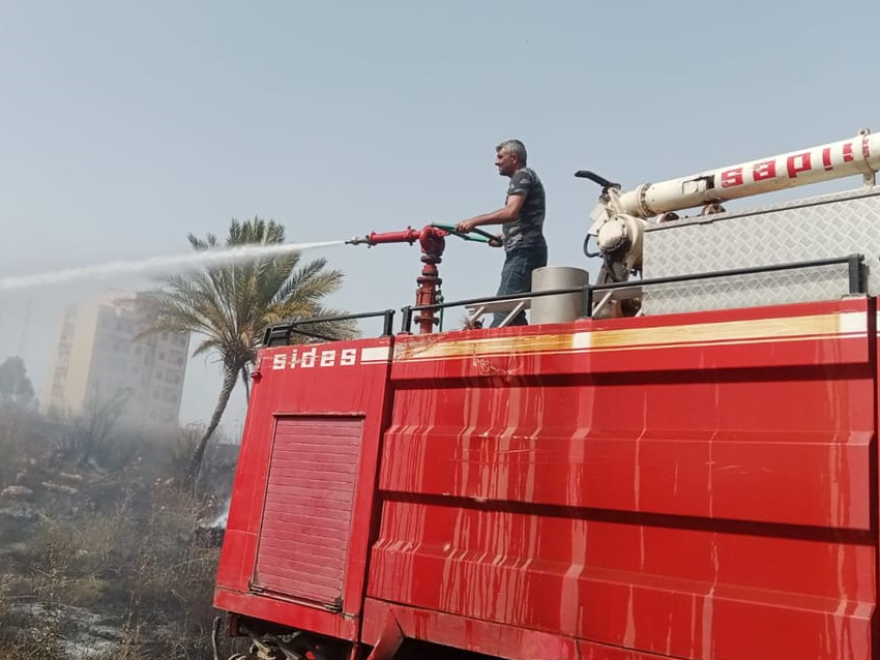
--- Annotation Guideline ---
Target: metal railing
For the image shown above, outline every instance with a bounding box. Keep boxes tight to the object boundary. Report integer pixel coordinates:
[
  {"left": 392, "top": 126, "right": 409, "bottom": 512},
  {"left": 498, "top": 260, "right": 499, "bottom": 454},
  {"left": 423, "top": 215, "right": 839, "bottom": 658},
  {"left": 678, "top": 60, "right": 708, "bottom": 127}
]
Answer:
[
  {"left": 401, "top": 253, "right": 864, "bottom": 333},
  {"left": 261, "top": 254, "right": 864, "bottom": 342},
  {"left": 262, "top": 309, "right": 396, "bottom": 346}
]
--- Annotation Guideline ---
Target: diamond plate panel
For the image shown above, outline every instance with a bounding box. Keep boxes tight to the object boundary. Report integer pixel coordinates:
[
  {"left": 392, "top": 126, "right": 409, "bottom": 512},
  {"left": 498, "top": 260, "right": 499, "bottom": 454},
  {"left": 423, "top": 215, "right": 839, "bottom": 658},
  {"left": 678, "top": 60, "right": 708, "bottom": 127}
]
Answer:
[{"left": 643, "top": 188, "right": 880, "bottom": 315}]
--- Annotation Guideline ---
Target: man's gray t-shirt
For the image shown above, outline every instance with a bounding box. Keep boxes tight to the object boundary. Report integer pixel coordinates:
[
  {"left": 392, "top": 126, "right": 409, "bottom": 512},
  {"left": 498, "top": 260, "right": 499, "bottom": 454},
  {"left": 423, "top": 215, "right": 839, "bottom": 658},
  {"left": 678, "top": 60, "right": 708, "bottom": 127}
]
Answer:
[{"left": 502, "top": 167, "right": 546, "bottom": 252}]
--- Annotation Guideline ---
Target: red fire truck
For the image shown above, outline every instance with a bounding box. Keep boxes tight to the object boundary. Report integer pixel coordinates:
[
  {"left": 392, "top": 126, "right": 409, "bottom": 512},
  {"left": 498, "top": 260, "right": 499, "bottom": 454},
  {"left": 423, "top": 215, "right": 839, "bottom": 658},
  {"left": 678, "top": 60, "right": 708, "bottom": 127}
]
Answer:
[{"left": 212, "top": 129, "right": 880, "bottom": 660}]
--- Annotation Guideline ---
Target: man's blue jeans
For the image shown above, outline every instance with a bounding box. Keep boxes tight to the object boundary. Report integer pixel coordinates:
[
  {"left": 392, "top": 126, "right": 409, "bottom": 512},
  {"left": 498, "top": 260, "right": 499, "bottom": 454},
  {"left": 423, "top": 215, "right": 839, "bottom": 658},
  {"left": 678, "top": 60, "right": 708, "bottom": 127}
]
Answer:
[{"left": 492, "top": 244, "right": 548, "bottom": 327}]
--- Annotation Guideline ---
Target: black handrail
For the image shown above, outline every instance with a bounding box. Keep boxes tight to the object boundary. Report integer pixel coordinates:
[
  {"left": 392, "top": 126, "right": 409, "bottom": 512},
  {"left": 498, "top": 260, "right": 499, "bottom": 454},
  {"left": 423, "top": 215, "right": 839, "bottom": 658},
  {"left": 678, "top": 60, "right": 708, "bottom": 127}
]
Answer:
[
  {"left": 261, "top": 254, "right": 864, "bottom": 341},
  {"left": 402, "top": 253, "right": 864, "bottom": 333},
  {"left": 586, "top": 254, "right": 865, "bottom": 317},
  {"left": 262, "top": 309, "right": 395, "bottom": 346},
  {"left": 400, "top": 286, "right": 595, "bottom": 334}
]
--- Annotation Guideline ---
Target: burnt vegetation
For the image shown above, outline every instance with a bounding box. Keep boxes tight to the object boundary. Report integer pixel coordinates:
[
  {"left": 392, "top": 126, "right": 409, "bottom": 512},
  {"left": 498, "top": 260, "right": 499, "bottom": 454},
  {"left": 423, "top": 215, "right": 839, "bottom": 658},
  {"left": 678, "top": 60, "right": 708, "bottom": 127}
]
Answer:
[{"left": 0, "top": 397, "right": 245, "bottom": 659}]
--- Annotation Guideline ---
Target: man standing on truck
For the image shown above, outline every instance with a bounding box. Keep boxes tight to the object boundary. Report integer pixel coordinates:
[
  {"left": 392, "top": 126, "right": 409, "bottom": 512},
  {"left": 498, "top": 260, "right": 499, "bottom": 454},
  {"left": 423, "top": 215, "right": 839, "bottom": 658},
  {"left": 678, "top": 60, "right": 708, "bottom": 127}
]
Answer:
[{"left": 455, "top": 139, "right": 547, "bottom": 326}]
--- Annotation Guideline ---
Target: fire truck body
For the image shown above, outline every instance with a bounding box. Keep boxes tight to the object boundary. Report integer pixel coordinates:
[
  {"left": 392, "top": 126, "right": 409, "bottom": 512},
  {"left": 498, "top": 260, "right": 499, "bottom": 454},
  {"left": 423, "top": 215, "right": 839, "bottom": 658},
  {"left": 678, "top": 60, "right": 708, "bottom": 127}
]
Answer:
[{"left": 213, "top": 130, "right": 880, "bottom": 660}]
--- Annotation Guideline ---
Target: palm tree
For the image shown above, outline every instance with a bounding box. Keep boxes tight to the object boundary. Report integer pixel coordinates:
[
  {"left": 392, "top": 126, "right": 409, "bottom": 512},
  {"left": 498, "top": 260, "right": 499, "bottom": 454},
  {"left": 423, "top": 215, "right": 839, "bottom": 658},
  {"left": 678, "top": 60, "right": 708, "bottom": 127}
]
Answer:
[{"left": 143, "top": 217, "right": 358, "bottom": 481}]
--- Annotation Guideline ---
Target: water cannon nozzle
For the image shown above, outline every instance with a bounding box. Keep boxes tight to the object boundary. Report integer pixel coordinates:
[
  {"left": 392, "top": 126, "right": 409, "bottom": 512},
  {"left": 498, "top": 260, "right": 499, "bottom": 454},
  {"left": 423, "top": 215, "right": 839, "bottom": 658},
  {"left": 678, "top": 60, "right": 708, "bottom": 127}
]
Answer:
[{"left": 345, "top": 235, "right": 371, "bottom": 246}]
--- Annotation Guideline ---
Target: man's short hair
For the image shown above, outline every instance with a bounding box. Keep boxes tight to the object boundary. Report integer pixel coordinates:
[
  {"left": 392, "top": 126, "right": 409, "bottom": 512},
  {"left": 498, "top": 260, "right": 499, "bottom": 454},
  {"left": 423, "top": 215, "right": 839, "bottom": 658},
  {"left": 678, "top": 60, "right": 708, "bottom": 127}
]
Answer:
[{"left": 496, "top": 139, "right": 527, "bottom": 164}]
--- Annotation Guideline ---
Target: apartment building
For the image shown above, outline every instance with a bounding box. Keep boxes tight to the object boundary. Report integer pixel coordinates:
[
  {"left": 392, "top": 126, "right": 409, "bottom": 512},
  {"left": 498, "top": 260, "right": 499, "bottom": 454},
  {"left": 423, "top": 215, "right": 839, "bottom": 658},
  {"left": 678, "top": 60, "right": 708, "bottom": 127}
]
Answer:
[{"left": 44, "top": 292, "right": 190, "bottom": 429}]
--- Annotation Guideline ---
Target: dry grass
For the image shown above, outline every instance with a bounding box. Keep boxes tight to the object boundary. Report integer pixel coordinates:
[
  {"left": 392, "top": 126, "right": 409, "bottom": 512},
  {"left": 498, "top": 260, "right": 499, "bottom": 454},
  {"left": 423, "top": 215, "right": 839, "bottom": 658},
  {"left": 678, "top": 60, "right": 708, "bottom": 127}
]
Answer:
[{"left": 0, "top": 404, "right": 236, "bottom": 659}]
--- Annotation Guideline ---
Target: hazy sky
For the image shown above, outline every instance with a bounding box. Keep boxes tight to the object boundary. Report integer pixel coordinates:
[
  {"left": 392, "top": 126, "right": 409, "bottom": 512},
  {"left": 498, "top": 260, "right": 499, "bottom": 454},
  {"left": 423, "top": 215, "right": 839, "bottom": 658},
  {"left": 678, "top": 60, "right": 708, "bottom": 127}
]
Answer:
[{"left": 0, "top": 1, "right": 876, "bottom": 430}]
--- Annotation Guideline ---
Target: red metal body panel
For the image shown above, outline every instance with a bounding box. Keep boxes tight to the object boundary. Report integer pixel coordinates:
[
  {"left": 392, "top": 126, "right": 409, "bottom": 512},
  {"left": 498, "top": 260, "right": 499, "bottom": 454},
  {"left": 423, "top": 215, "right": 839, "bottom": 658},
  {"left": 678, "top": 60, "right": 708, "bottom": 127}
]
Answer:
[
  {"left": 215, "top": 299, "right": 879, "bottom": 659},
  {"left": 214, "top": 338, "right": 393, "bottom": 641},
  {"left": 253, "top": 416, "right": 364, "bottom": 606}
]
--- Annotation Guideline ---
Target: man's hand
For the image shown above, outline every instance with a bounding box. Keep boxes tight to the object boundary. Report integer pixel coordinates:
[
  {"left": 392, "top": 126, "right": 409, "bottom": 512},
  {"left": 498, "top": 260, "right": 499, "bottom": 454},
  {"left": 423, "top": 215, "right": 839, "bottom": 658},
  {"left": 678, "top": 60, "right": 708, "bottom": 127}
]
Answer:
[
  {"left": 455, "top": 194, "right": 524, "bottom": 235},
  {"left": 455, "top": 218, "right": 479, "bottom": 234},
  {"left": 488, "top": 235, "right": 502, "bottom": 248}
]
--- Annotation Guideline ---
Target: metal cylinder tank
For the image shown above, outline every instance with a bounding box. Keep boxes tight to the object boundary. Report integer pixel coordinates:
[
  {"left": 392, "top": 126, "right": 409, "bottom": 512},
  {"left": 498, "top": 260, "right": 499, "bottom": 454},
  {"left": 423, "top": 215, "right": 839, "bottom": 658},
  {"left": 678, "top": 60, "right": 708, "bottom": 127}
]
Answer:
[{"left": 530, "top": 266, "right": 589, "bottom": 325}]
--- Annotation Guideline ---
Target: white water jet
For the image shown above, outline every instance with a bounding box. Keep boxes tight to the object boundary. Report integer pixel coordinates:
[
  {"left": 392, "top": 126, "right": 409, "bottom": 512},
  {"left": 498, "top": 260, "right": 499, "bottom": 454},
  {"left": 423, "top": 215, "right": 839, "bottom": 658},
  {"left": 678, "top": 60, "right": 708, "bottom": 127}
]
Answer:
[{"left": 0, "top": 240, "right": 346, "bottom": 293}]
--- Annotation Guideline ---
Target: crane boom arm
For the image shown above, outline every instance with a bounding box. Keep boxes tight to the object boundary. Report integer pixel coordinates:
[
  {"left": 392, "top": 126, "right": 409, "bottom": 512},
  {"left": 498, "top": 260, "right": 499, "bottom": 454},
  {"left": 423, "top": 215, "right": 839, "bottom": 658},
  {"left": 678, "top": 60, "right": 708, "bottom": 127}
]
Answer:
[{"left": 616, "top": 130, "right": 880, "bottom": 218}]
